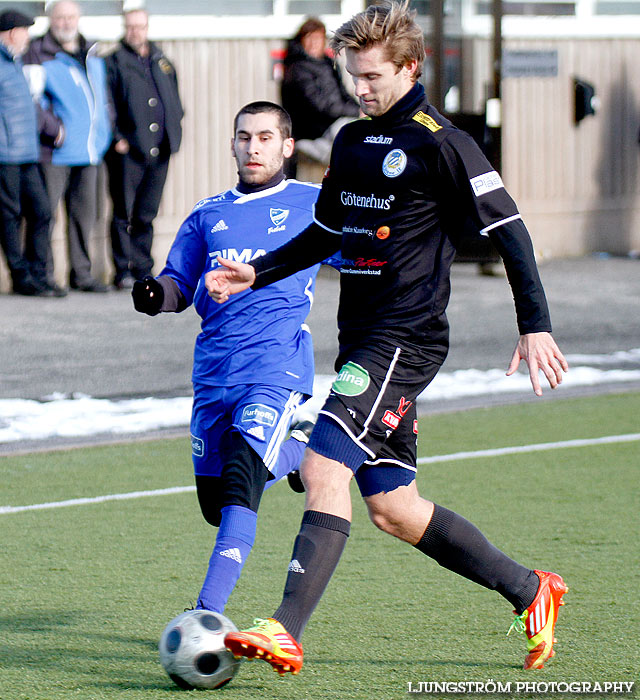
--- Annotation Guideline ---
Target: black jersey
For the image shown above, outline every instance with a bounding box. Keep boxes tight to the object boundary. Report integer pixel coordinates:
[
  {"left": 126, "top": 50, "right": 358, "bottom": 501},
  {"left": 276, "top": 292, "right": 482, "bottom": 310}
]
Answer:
[
  {"left": 313, "top": 83, "right": 550, "bottom": 350},
  {"left": 253, "top": 83, "right": 551, "bottom": 353}
]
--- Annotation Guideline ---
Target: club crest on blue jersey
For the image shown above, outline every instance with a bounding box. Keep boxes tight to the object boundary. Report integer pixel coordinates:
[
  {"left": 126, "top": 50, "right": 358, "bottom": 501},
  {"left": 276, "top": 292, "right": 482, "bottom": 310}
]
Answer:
[
  {"left": 268, "top": 208, "right": 289, "bottom": 234},
  {"left": 270, "top": 208, "right": 289, "bottom": 226},
  {"left": 241, "top": 403, "right": 278, "bottom": 427},
  {"left": 382, "top": 149, "right": 407, "bottom": 178}
]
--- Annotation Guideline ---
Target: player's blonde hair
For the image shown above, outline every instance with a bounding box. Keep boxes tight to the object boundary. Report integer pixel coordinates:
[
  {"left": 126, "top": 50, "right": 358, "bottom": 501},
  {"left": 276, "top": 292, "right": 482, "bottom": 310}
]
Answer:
[{"left": 330, "top": 1, "right": 424, "bottom": 81}]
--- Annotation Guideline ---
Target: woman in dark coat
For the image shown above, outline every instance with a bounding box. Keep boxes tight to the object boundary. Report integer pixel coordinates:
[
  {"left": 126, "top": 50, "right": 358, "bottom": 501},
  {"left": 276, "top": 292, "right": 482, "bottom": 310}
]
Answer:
[{"left": 281, "top": 18, "right": 359, "bottom": 165}]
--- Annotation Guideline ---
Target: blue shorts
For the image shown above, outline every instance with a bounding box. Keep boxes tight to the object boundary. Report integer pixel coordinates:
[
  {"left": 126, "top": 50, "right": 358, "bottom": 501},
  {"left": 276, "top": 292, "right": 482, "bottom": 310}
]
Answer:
[{"left": 190, "top": 383, "right": 306, "bottom": 477}]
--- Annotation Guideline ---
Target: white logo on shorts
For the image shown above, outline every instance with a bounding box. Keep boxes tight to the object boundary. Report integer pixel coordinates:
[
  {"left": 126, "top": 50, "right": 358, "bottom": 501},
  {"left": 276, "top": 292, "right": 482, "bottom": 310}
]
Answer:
[
  {"left": 191, "top": 434, "right": 204, "bottom": 457},
  {"left": 247, "top": 425, "right": 266, "bottom": 441},
  {"left": 241, "top": 403, "right": 278, "bottom": 426}
]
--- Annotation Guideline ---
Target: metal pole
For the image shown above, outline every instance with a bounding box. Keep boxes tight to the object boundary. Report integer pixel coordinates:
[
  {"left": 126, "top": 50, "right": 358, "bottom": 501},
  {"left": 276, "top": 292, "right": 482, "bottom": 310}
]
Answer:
[
  {"left": 489, "top": 0, "right": 503, "bottom": 172},
  {"left": 432, "top": 0, "right": 445, "bottom": 111}
]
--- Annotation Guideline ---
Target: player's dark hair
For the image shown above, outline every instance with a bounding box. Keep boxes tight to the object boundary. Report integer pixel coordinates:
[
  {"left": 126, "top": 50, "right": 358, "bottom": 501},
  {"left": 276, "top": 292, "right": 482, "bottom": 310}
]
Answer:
[
  {"left": 233, "top": 101, "right": 292, "bottom": 140},
  {"left": 330, "top": 0, "right": 424, "bottom": 81}
]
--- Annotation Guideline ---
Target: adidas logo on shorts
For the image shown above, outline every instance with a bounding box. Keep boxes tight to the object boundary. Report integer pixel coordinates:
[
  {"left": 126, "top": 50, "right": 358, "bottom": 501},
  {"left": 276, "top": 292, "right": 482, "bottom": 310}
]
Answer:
[
  {"left": 247, "top": 425, "right": 266, "bottom": 441},
  {"left": 288, "top": 558, "right": 305, "bottom": 574},
  {"left": 220, "top": 547, "right": 242, "bottom": 563}
]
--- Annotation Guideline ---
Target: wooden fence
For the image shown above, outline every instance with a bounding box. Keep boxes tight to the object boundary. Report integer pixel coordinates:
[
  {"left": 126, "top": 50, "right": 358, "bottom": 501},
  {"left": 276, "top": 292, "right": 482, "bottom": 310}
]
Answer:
[{"left": 1, "top": 35, "right": 638, "bottom": 292}]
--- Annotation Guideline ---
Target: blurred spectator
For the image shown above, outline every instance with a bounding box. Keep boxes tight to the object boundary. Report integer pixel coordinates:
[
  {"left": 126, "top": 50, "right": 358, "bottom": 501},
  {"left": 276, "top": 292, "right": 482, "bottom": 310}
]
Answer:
[
  {"left": 0, "top": 9, "right": 61, "bottom": 296},
  {"left": 105, "top": 8, "right": 183, "bottom": 290},
  {"left": 24, "top": 0, "right": 112, "bottom": 293},
  {"left": 281, "top": 17, "right": 359, "bottom": 168}
]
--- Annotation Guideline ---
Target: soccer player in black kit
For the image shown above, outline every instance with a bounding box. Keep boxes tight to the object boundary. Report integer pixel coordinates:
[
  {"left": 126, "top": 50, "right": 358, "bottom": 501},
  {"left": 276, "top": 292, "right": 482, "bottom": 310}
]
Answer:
[{"left": 207, "top": 0, "right": 569, "bottom": 676}]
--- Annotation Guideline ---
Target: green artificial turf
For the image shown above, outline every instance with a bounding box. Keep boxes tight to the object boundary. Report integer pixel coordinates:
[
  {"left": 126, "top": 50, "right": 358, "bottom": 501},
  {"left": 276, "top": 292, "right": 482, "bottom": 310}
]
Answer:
[{"left": 1, "top": 392, "right": 638, "bottom": 699}]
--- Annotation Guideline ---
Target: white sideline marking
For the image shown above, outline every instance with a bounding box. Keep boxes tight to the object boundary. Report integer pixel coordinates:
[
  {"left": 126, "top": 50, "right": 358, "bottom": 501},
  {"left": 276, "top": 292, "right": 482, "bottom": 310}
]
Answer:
[
  {"left": 0, "top": 485, "right": 195, "bottom": 515},
  {"left": 2, "top": 433, "right": 639, "bottom": 515},
  {"left": 417, "top": 432, "right": 640, "bottom": 465}
]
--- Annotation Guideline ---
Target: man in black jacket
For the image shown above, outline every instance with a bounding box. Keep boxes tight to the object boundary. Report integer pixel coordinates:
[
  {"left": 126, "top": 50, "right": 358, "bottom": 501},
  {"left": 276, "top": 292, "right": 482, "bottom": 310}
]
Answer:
[{"left": 105, "top": 8, "right": 183, "bottom": 289}]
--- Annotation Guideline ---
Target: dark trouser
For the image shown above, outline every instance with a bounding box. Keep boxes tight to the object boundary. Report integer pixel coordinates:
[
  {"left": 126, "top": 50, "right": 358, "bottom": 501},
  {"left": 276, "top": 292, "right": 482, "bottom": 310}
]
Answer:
[
  {"left": 0, "top": 162, "right": 51, "bottom": 289},
  {"left": 105, "top": 150, "right": 169, "bottom": 282},
  {"left": 42, "top": 163, "right": 98, "bottom": 287}
]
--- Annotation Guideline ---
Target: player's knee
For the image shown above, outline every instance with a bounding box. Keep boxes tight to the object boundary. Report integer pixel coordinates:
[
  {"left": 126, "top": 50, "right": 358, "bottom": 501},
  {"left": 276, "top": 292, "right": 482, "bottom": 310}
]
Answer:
[
  {"left": 301, "top": 450, "right": 353, "bottom": 495},
  {"left": 220, "top": 430, "right": 270, "bottom": 512},
  {"left": 196, "top": 475, "right": 224, "bottom": 527},
  {"left": 366, "top": 497, "right": 408, "bottom": 538},
  {"left": 201, "top": 505, "right": 223, "bottom": 527},
  {"left": 368, "top": 507, "right": 404, "bottom": 537}
]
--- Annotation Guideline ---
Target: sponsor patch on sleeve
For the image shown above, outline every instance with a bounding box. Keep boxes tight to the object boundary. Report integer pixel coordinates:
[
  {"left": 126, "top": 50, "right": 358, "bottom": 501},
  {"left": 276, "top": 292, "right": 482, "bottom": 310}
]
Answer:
[
  {"left": 470, "top": 170, "right": 504, "bottom": 197},
  {"left": 412, "top": 111, "right": 443, "bottom": 132}
]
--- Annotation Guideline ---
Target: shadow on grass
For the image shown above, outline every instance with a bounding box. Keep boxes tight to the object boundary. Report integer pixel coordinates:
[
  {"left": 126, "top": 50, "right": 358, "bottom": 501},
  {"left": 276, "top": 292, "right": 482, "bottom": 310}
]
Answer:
[
  {"left": 311, "top": 657, "right": 518, "bottom": 670},
  {"left": 0, "top": 609, "right": 78, "bottom": 633}
]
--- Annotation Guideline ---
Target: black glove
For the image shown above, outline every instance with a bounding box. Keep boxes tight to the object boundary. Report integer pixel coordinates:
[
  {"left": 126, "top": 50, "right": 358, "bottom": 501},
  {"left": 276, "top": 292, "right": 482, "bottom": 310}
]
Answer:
[{"left": 132, "top": 275, "right": 164, "bottom": 316}]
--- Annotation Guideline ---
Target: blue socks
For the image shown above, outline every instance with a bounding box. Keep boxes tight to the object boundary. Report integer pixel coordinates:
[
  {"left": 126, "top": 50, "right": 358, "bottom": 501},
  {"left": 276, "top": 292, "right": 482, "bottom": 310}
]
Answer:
[
  {"left": 263, "top": 434, "right": 306, "bottom": 490},
  {"left": 196, "top": 504, "right": 257, "bottom": 613}
]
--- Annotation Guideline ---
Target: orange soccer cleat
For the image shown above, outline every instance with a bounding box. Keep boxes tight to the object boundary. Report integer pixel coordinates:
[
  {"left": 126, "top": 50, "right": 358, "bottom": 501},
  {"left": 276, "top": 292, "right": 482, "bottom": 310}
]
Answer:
[
  {"left": 225, "top": 618, "right": 303, "bottom": 676},
  {"left": 508, "top": 570, "right": 569, "bottom": 670}
]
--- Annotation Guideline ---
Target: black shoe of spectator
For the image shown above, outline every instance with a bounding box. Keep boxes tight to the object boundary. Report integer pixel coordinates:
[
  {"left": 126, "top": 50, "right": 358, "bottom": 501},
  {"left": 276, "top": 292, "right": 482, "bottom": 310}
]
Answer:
[
  {"left": 286, "top": 420, "right": 315, "bottom": 493},
  {"left": 26, "top": 279, "right": 67, "bottom": 297},
  {"left": 13, "top": 279, "right": 41, "bottom": 296},
  {"left": 114, "top": 274, "right": 135, "bottom": 290},
  {"left": 71, "top": 278, "right": 108, "bottom": 293},
  {"left": 44, "top": 282, "right": 68, "bottom": 297}
]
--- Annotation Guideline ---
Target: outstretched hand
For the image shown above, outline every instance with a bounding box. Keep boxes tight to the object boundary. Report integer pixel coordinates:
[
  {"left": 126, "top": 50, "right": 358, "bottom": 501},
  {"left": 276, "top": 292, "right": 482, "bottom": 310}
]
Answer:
[
  {"left": 132, "top": 275, "right": 164, "bottom": 316},
  {"left": 204, "top": 258, "right": 256, "bottom": 303},
  {"left": 507, "top": 332, "right": 569, "bottom": 396}
]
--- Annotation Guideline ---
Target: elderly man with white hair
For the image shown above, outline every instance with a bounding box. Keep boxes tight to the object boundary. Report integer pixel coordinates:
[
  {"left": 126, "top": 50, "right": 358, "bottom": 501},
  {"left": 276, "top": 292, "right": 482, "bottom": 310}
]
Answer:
[{"left": 24, "top": 0, "right": 112, "bottom": 293}]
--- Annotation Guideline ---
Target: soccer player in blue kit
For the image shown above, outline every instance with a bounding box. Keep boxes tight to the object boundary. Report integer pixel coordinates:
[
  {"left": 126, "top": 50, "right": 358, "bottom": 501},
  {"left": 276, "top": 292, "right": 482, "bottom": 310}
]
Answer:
[
  {"left": 132, "top": 101, "right": 334, "bottom": 614},
  {"left": 207, "top": 2, "right": 570, "bottom": 678}
]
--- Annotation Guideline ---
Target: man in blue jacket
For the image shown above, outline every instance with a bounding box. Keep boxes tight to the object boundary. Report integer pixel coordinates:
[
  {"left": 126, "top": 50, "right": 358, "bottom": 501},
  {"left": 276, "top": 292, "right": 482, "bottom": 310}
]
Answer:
[
  {"left": 0, "top": 9, "right": 58, "bottom": 296},
  {"left": 24, "top": 0, "right": 112, "bottom": 293}
]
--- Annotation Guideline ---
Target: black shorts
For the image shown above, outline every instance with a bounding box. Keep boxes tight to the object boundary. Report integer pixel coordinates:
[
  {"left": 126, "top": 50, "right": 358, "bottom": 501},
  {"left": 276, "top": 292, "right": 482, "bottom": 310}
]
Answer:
[{"left": 309, "top": 339, "right": 447, "bottom": 479}]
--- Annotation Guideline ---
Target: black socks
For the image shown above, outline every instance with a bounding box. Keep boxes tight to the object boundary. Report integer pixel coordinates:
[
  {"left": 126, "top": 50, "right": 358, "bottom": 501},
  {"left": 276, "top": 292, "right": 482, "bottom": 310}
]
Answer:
[
  {"left": 415, "top": 504, "right": 540, "bottom": 614},
  {"left": 272, "top": 504, "right": 539, "bottom": 642},
  {"left": 273, "top": 510, "right": 350, "bottom": 641}
]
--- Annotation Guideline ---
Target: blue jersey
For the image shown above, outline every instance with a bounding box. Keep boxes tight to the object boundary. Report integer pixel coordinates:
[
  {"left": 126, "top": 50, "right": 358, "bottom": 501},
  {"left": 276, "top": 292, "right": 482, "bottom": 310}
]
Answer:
[{"left": 161, "top": 179, "right": 324, "bottom": 395}]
